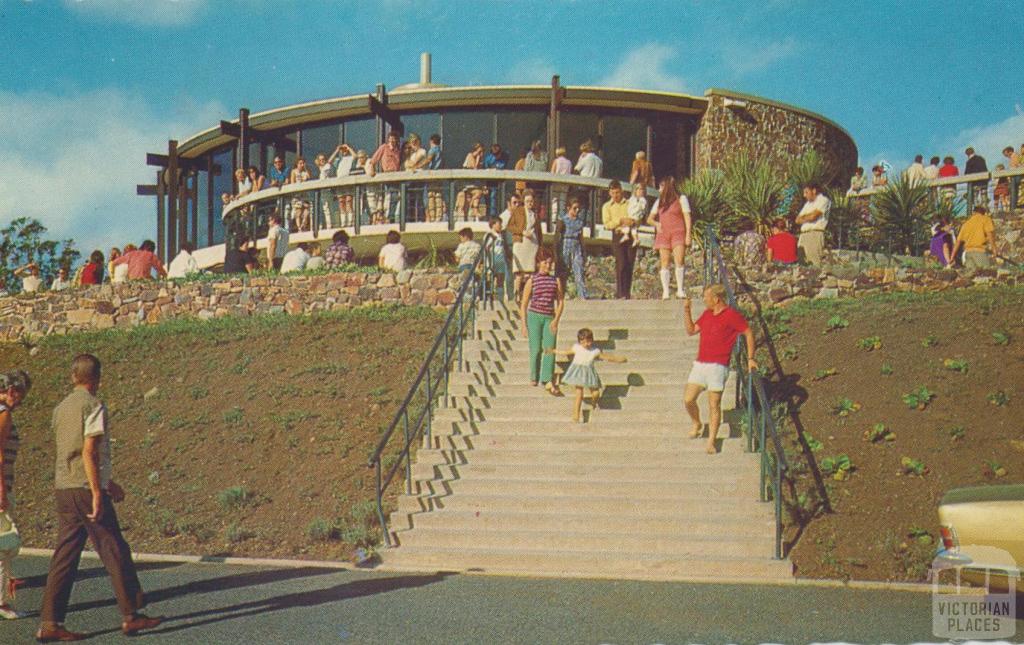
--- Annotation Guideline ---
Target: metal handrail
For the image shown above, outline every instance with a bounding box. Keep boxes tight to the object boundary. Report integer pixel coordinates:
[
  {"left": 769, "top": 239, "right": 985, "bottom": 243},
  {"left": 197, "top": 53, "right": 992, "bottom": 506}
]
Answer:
[
  {"left": 703, "top": 225, "right": 789, "bottom": 560},
  {"left": 367, "top": 237, "right": 497, "bottom": 547}
]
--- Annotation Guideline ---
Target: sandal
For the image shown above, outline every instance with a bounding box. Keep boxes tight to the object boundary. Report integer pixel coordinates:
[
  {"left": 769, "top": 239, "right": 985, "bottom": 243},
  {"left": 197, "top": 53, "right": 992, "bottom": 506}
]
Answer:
[{"left": 545, "top": 385, "right": 563, "bottom": 397}]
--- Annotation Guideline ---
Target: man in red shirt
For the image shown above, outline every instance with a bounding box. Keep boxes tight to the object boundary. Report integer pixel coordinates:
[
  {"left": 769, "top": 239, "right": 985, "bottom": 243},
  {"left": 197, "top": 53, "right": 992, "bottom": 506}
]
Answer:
[
  {"left": 765, "top": 219, "right": 798, "bottom": 264},
  {"left": 683, "top": 285, "right": 757, "bottom": 454},
  {"left": 112, "top": 240, "right": 167, "bottom": 280}
]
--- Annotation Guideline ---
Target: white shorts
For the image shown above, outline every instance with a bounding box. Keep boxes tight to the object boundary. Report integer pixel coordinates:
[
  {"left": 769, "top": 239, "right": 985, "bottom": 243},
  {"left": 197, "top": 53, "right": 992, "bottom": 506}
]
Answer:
[{"left": 687, "top": 361, "right": 730, "bottom": 392}]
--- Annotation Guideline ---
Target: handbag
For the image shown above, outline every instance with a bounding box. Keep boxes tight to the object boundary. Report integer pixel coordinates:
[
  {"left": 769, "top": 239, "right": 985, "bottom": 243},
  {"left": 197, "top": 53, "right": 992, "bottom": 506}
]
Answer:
[{"left": 0, "top": 510, "right": 21, "bottom": 559}]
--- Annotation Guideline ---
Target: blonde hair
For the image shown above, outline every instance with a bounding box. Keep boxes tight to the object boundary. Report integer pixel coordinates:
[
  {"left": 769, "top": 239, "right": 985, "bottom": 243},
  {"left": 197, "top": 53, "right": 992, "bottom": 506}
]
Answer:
[
  {"left": 555, "top": 146, "right": 566, "bottom": 156},
  {"left": 706, "top": 284, "right": 728, "bottom": 301},
  {"left": 635, "top": 151, "right": 646, "bottom": 159}
]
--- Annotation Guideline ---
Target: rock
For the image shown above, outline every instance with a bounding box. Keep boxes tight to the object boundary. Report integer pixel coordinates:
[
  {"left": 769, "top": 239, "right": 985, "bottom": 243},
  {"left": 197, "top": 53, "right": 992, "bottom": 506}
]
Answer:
[
  {"left": 29, "top": 346, "right": 41, "bottom": 356},
  {"left": 396, "top": 269, "right": 412, "bottom": 285},
  {"left": 94, "top": 314, "right": 115, "bottom": 329},
  {"left": 768, "top": 288, "right": 790, "bottom": 303},
  {"left": 197, "top": 309, "right": 215, "bottom": 320},
  {"left": 140, "top": 289, "right": 160, "bottom": 302},
  {"left": 65, "top": 309, "right": 93, "bottom": 325},
  {"left": 377, "top": 273, "right": 396, "bottom": 287},
  {"left": 815, "top": 287, "right": 839, "bottom": 299},
  {"left": 285, "top": 299, "right": 304, "bottom": 315},
  {"left": 436, "top": 289, "right": 457, "bottom": 306},
  {"left": 144, "top": 387, "right": 160, "bottom": 401}
]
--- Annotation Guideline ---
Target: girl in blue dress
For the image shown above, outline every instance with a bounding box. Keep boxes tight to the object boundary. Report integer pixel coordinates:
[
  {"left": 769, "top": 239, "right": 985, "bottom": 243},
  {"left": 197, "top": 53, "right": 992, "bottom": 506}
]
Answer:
[{"left": 549, "top": 328, "right": 626, "bottom": 423}]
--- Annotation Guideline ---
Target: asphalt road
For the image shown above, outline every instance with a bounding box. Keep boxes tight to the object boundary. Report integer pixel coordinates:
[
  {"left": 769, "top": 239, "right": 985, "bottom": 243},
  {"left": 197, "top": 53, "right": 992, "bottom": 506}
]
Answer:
[{"left": 3, "top": 556, "right": 1021, "bottom": 644}]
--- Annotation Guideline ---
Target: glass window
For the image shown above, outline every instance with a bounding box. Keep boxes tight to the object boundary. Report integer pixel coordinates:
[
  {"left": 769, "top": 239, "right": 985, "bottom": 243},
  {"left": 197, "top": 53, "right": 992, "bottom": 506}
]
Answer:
[
  {"left": 342, "top": 117, "right": 377, "bottom": 157},
  {"left": 247, "top": 142, "right": 262, "bottom": 173},
  {"left": 402, "top": 112, "right": 441, "bottom": 147},
  {"left": 440, "top": 110, "right": 494, "bottom": 168},
  {"left": 211, "top": 147, "right": 233, "bottom": 245},
  {"left": 601, "top": 114, "right": 648, "bottom": 181},
  {"left": 650, "top": 115, "right": 684, "bottom": 181},
  {"left": 300, "top": 122, "right": 342, "bottom": 169},
  {"left": 196, "top": 168, "right": 209, "bottom": 247},
  {"left": 559, "top": 111, "right": 600, "bottom": 165},
  {"left": 496, "top": 110, "right": 548, "bottom": 168}
]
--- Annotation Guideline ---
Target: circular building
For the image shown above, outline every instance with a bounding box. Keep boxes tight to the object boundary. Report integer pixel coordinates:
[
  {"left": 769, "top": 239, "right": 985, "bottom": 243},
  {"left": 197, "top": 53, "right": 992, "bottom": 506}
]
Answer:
[{"left": 141, "top": 55, "right": 857, "bottom": 267}]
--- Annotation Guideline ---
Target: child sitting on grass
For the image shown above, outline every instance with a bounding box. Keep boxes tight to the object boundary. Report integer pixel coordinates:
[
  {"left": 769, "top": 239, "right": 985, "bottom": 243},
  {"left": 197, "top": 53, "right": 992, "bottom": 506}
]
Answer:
[{"left": 548, "top": 328, "right": 626, "bottom": 424}]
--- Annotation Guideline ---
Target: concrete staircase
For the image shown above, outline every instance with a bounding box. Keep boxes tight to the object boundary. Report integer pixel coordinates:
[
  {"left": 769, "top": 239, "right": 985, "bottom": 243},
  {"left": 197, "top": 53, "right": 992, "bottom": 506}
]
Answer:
[{"left": 380, "top": 299, "right": 792, "bottom": 582}]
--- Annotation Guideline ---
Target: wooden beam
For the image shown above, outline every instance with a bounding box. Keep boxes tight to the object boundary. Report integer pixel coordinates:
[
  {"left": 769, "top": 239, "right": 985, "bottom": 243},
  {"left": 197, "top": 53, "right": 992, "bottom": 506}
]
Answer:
[
  {"left": 368, "top": 94, "right": 403, "bottom": 136},
  {"left": 136, "top": 184, "right": 159, "bottom": 196},
  {"left": 167, "top": 140, "right": 178, "bottom": 261},
  {"left": 220, "top": 120, "right": 241, "bottom": 138}
]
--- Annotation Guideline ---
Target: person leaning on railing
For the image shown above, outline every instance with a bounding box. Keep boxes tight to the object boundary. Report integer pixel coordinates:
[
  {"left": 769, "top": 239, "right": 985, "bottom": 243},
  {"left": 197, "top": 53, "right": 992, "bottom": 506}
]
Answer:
[{"left": 950, "top": 205, "right": 996, "bottom": 270}]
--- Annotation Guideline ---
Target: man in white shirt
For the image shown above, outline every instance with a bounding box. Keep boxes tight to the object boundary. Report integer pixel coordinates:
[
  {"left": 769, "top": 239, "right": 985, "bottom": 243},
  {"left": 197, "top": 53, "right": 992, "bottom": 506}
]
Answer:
[
  {"left": 266, "top": 212, "right": 290, "bottom": 272},
  {"left": 50, "top": 267, "right": 73, "bottom": 291},
  {"left": 167, "top": 242, "right": 200, "bottom": 279},
  {"left": 280, "top": 243, "right": 311, "bottom": 274},
  {"left": 905, "top": 154, "right": 926, "bottom": 184},
  {"left": 14, "top": 263, "right": 43, "bottom": 293},
  {"left": 574, "top": 141, "right": 603, "bottom": 178},
  {"left": 923, "top": 156, "right": 940, "bottom": 181},
  {"left": 794, "top": 183, "right": 831, "bottom": 267}
]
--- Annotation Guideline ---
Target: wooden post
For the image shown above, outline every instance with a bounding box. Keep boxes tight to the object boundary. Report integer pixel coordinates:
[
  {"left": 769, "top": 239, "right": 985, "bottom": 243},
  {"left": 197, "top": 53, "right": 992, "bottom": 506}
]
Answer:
[
  {"left": 549, "top": 75, "right": 564, "bottom": 158},
  {"left": 375, "top": 84, "right": 387, "bottom": 147},
  {"left": 166, "top": 140, "right": 179, "bottom": 262},
  {"left": 206, "top": 155, "right": 215, "bottom": 247},
  {"left": 189, "top": 171, "right": 198, "bottom": 247},
  {"left": 238, "top": 108, "right": 250, "bottom": 170},
  {"left": 155, "top": 172, "right": 166, "bottom": 265}
]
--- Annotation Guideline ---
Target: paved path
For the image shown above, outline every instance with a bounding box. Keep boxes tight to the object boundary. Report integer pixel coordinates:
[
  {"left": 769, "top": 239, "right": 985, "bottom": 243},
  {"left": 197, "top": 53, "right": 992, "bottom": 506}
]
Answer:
[{"left": 6, "top": 556, "right": 1020, "bottom": 643}]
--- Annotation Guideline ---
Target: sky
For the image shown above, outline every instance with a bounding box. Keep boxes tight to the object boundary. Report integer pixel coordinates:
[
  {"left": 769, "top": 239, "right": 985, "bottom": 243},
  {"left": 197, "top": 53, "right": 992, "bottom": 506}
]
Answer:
[{"left": 1, "top": 0, "right": 1023, "bottom": 255}]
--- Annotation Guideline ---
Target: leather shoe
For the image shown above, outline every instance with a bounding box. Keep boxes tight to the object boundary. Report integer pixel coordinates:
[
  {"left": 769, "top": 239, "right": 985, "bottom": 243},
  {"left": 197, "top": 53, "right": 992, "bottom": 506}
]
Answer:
[
  {"left": 35, "top": 625, "right": 85, "bottom": 642},
  {"left": 122, "top": 613, "right": 162, "bottom": 636}
]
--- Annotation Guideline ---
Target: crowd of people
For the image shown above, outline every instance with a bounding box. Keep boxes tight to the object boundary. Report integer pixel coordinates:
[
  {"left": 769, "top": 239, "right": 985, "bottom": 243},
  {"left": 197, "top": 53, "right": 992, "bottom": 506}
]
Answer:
[{"left": 849, "top": 144, "right": 1024, "bottom": 210}]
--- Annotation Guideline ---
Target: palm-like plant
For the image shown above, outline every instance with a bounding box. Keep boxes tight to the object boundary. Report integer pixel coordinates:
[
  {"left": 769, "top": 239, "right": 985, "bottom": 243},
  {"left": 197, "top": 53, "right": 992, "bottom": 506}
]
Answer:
[
  {"left": 723, "top": 152, "right": 785, "bottom": 235},
  {"left": 680, "top": 170, "right": 729, "bottom": 245},
  {"left": 826, "top": 187, "right": 862, "bottom": 251},
  {"left": 787, "top": 149, "right": 838, "bottom": 190},
  {"left": 870, "top": 175, "right": 932, "bottom": 255}
]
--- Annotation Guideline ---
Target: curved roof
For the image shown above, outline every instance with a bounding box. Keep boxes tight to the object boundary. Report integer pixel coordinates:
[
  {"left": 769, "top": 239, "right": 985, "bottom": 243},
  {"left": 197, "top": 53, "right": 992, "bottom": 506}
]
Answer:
[{"left": 176, "top": 85, "right": 709, "bottom": 159}]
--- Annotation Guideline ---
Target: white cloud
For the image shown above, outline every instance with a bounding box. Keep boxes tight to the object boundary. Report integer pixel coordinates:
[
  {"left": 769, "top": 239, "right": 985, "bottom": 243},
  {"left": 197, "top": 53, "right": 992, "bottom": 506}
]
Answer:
[
  {"left": 64, "top": 0, "right": 205, "bottom": 26},
  {"left": 597, "top": 43, "right": 690, "bottom": 93},
  {"left": 942, "top": 106, "right": 1024, "bottom": 169},
  {"left": 720, "top": 37, "right": 798, "bottom": 75},
  {"left": 507, "top": 57, "right": 558, "bottom": 85},
  {"left": 0, "top": 89, "right": 225, "bottom": 255}
]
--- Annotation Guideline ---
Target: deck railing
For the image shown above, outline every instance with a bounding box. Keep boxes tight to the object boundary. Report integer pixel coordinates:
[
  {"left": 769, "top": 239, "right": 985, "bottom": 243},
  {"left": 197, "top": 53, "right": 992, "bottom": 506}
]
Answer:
[
  {"left": 366, "top": 237, "right": 498, "bottom": 547},
  {"left": 703, "top": 226, "right": 788, "bottom": 560}
]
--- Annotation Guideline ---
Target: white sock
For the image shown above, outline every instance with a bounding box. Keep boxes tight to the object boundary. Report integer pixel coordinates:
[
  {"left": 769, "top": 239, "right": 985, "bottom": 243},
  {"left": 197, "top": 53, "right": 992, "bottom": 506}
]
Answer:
[
  {"left": 660, "top": 268, "right": 671, "bottom": 297},
  {"left": 675, "top": 267, "right": 686, "bottom": 295}
]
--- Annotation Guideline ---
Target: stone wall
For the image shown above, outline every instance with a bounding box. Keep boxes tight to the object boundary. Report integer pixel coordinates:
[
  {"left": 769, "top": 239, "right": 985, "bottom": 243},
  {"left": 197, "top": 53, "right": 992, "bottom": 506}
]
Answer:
[
  {"left": 694, "top": 89, "right": 858, "bottom": 185},
  {"left": 0, "top": 269, "right": 463, "bottom": 340}
]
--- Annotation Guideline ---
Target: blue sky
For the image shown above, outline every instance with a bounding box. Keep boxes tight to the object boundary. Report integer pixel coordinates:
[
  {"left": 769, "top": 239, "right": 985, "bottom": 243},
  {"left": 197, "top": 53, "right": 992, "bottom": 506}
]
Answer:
[{"left": 2, "top": 0, "right": 1022, "bottom": 254}]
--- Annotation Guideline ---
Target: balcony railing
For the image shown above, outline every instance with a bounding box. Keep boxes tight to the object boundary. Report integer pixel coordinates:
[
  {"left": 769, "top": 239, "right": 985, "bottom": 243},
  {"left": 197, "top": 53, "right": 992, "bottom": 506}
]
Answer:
[
  {"left": 848, "top": 166, "right": 1024, "bottom": 210},
  {"left": 218, "top": 169, "right": 659, "bottom": 249}
]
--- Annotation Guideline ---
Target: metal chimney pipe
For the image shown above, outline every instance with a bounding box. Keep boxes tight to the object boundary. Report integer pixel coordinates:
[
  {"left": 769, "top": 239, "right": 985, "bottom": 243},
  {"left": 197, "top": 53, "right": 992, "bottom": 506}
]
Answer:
[{"left": 420, "top": 52, "right": 431, "bottom": 85}]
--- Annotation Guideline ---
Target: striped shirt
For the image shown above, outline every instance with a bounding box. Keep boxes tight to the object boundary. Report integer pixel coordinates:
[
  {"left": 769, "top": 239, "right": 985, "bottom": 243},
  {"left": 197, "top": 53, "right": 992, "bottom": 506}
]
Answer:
[
  {"left": 528, "top": 273, "right": 559, "bottom": 316},
  {"left": 1, "top": 404, "right": 18, "bottom": 492}
]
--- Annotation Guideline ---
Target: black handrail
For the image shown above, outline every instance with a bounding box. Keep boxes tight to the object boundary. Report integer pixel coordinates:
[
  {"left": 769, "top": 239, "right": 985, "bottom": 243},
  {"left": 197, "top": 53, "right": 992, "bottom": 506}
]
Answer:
[
  {"left": 702, "top": 225, "right": 788, "bottom": 560},
  {"left": 367, "top": 237, "right": 496, "bottom": 547}
]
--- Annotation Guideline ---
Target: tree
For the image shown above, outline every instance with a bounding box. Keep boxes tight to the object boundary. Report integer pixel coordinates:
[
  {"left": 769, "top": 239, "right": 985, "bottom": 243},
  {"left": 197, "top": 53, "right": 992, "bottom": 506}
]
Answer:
[
  {"left": 0, "top": 217, "right": 80, "bottom": 292},
  {"left": 869, "top": 176, "right": 932, "bottom": 256}
]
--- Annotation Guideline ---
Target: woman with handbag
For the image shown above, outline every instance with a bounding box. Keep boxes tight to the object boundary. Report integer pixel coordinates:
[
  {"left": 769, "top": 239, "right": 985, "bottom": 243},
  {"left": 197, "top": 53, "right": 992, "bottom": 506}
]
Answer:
[{"left": 0, "top": 370, "right": 31, "bottom": 620}]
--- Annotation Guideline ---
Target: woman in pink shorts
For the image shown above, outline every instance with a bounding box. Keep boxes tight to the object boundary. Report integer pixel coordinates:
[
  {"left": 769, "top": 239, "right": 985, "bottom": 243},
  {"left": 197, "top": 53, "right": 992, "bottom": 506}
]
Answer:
[{"left": 646, "top": 176, "right": 692, "bottom": 299}]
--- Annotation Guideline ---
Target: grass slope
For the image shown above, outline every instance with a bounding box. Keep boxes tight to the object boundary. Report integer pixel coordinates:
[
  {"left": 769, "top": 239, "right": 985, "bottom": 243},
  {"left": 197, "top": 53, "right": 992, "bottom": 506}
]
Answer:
[
  {"left": 1, "top": 306, "right": 444, "bottom": 560},
  {"left": 757, "top": 286, "right": 1024, "bottom": 582}
]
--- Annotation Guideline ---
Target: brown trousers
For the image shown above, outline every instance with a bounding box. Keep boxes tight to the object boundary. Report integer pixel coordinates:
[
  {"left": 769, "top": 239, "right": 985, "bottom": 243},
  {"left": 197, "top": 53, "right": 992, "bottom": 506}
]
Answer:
[{"left": 40, "top": 489, "right": 143, "bottom": 625}]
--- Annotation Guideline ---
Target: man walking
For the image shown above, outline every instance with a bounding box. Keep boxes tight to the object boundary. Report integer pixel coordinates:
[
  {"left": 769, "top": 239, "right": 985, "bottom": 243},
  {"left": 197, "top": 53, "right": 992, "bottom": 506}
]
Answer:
[
  {"left": 682, "top": 286, "right": 757, "bottom": 455},
  {"left": 950, "top": 205, "right": 997, "bottom": 269},
  {"left": 37, "top": 354, "right": 161, "bottom": 642},
  {"left": 794, "top": 182, "right": 830, "bottom": 266}
]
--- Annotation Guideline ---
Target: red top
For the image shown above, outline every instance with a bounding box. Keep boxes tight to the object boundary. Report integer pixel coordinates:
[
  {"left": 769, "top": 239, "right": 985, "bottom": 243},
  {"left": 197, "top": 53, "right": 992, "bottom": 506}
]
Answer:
[
  {"left": 80, "top": 262, "right": 102, "bottom": 285},
  {"left": 766, "top": 232, "right": 798, "bottom": 263},
  {"left": 696, "top": 307, "right": 749, "bottom": 366},
  {"left": 939, "top": 164, "right": 959, "bottom": 178}
]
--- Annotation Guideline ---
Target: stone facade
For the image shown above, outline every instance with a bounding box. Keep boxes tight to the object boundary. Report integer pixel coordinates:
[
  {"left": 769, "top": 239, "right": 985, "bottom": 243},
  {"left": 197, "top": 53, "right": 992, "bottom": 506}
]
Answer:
[
  {"left": 694, "top": 90, "right": 858, "bottom": 185},
  {"left": 0, "top": 269, "right": 464, "bottom": 340}
]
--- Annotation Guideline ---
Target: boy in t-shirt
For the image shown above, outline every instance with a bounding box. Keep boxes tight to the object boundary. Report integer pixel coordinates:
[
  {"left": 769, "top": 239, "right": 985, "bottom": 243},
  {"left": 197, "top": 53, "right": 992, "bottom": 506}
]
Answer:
[
  {"left": 682, "top": 286, "right": 758, "bottom": 454},
  {"left": 454, "top": 228, "right": 482, "bottom": 272},
  {"left": 484, "top": 217, "right": 513, "bottom": 300},
  {"left": 36, "top": 354, "right": 161, "bottom": 641}
]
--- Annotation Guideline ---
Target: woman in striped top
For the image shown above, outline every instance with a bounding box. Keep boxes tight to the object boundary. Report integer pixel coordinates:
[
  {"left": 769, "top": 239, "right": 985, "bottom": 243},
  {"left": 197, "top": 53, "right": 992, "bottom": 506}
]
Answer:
[
  {"left": 0, "top": 369, "right": 31, "bottom": 620},
  {"left": 519, "top": 247, "right": 565, "bottom": 395}
]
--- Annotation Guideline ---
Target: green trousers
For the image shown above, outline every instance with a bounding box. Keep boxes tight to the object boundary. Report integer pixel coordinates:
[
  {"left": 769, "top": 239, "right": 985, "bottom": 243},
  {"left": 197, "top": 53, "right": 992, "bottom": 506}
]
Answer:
[{"left": 527, "top": 310, "right": 557, "bottom": 384}]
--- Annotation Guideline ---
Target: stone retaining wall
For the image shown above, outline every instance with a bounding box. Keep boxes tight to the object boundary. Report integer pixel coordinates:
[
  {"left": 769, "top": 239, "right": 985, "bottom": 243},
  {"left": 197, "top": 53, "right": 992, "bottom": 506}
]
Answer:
[{"left": 0, "top": 269, "right": 463, "bottom": 340}]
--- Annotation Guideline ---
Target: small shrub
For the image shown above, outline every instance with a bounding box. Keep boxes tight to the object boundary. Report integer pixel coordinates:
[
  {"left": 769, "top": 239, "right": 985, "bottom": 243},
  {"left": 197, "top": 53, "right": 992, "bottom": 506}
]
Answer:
[
  {"left": 821, "top": 454, "right": 853, "bottom": 481},
  {"left": 902, "top": 386, "right": 935, "bottom": 410},
  {"left": 306, "top": 518, "right": 339, "bottom": 542},
  {"left": 218, "top": 486, "right": 254, "bottom": 510},
  {"left": 900, "top": 456, "right": 929, "bottom": 476},
  {"left": 802, "top": 433, "right": 823, "bottom": 452},
  {"left": 146, "top": 410, "right": 163, "bottom": 424},
  {"left": 190, "top": 385, "right": 209, "bottom": 400},
  {"left": 983, "top": 460, "right": 1007, "bottom": 479},
  {"left": 782, "top": 346, "right": 799, "bottom": 361},
  {"left": 856, "top": 336, "right": 882, "bottom": 351},
  {"left": 942, "top": 358, "right": 969, "bottom": 374},
  {"left": 225, "top": 522, "right": 255, "bottom": 544},
  {"left": 812, "top": 367, "right": 838, "bottom": 381},
  {"left": 223, "top": 406, "right": 244, "bottom": 424},
  {"left": 824, "top": 315, "right": 849, "bottom": 333},
  {"left": 168, "top": 415, "right": 189, "bottom": 430},
  {"left": 921, "top": 334, "right": 939, "bottom": 348},
  {"left": 991, "top": 330, "right": 1011, "bottom": 346},
  {"left": 831, "top": 397, "right": 861, "bottom": 417},
  {"left": 907, "top": 527, "right": 933, "bottom": 546},
  {"left": 880, "top": 363, "right": 894, "bottom": 376},
  {"left": 987, "top": 391, "right": 1010, "bottom": 406},
  {"left": 948, "top": 426, "right": 966, "bottom": 441},
  {"left": 863, "top": 423, "right": 895, "bottom": 443}
]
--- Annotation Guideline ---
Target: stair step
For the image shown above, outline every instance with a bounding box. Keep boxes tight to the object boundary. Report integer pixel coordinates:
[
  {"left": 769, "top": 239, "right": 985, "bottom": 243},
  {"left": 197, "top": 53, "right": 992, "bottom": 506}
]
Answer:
[
  {"left": 397, "top": 493, "right": 769, "bottom": 516},
  {"left": 380, "top": 546, "right": 792, "bottom": 582},
  {"left": 415, "top": 446, "right": 746, "bottom": 467},
  {"left": 431, "top": 420, "right": 745, "bottom": 438},
  {"left": 391, "top": 509, "right": 774, "bottom": 537},
  {"left": 411, "top": 477, "right": 754, "bottom": 499},
  {"left": 431, "top": 406, "right": 738, "bottom": 424},
  {"left": 394, "top": 526, "right": 773, "bottom": 558},
  {"left": 430, "top": 432, "right": 745, "bottom": 452},
  {"left": 411, "top": 460, "right": 761, "bottom": 483}
]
